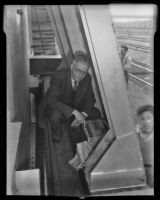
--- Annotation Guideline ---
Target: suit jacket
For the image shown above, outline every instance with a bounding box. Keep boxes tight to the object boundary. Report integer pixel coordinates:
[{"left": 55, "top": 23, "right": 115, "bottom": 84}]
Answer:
[
  {"left": 137, "top": 132, "right": 153, "bottom": 166},
  {"left": 38, "top": 67, "right": 96, "bottom": 129}
]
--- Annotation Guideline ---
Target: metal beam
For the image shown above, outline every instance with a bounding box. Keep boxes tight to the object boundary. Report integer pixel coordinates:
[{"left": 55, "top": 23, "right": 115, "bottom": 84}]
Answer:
[{"left": 79, "top": 5, "right": 146, "bottom": 192}]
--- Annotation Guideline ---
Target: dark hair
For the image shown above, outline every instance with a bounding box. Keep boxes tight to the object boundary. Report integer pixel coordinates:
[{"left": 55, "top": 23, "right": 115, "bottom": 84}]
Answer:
[
  {"left": 137, "top": 104, "right": 154, "bottom": 116},
  {"left": 121, "top": 46, "right": 128, "bottom": 52},
  {"left": 73, "top": 50, "right": 90, "bottom": 67}
]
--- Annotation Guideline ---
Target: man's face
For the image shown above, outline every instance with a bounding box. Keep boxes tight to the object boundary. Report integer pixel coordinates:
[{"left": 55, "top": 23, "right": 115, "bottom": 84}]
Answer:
[
  {"left": 138, "top": 111, "right": 154, "bottom": 135},
  {"left": 71, "top": 60, "right": 89, "bottom": 82}
]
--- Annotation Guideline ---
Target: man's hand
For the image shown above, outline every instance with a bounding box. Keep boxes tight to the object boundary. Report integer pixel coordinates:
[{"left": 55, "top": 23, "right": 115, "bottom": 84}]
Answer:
[
  {"left": 71, "top": 119, "right": 81, "bottom": 128},
  {"left": 72, "top": 110, "right": 85, "bottom": 122},
  {"left": 72, "top": 110, "right": 86, "bottom": 127}
]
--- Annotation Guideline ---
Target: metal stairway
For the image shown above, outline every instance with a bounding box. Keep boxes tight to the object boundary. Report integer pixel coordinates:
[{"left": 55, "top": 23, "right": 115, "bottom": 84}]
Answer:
[
  {"left": 30, "top": 5, "right": 59, "bottom": 55},
  {"left": 29, "top": 5, "right": 147, "bottom": 195}
]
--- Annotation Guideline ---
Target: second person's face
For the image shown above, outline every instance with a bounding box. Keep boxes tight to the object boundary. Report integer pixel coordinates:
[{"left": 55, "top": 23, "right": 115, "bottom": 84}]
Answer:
[{"left": 138, "top": 111, "right": 154, "bottom": 135}]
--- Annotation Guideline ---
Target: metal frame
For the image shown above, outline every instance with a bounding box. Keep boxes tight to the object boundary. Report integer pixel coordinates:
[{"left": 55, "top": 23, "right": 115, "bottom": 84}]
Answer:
[{"left": 78, "top": 5, "right": 146, "bottom": 193}]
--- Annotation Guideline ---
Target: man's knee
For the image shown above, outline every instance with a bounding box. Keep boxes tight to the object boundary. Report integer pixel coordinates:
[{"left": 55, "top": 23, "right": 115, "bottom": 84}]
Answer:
[{"left": 87, "top": 107, "right": 101, "bottom": 120}]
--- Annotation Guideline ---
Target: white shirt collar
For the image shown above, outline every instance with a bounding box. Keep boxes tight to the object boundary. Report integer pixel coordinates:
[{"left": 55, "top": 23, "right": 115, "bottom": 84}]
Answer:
[
  {"left": 136, "top": 125, "right": 153, "bottom": 142},
  {"left": 71, "top": 77, "right": 79, "bottom": 88}
]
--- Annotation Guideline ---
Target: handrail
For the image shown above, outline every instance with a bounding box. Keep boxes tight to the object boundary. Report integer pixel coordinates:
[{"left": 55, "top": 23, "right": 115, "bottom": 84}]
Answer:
[
  {"left": 131, "top": 61, "right": 153, "bottom": 73},
  {"left": 128, "top": 73, "right": 153, "bottom": 87},
  {"left": 118, "top": 42, "right": 150, "bottom": 52}
]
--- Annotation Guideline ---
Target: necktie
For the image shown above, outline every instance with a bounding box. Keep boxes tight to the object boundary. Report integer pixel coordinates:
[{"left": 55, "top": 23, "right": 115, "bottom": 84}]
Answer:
[{"left": 73, "top": 81, "right": 78, "bottom": 91}]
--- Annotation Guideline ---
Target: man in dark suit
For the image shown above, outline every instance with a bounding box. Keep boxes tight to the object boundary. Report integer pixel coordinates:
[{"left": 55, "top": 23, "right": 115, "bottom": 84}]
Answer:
[{"left": 38, "top": 51, "right": 101, "bottom": 146}]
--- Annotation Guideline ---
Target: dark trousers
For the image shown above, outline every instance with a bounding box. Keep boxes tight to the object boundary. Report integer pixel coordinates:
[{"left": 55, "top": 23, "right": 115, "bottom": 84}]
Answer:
[
  {"left": 144, "top": 164, "right": 154, "bottom": 188},
  {"left": 47, "top": 107, "right": 101, "bottom": 146},
  {"left": 124, "top": 70, "right": 129, "bottom": 86}
]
